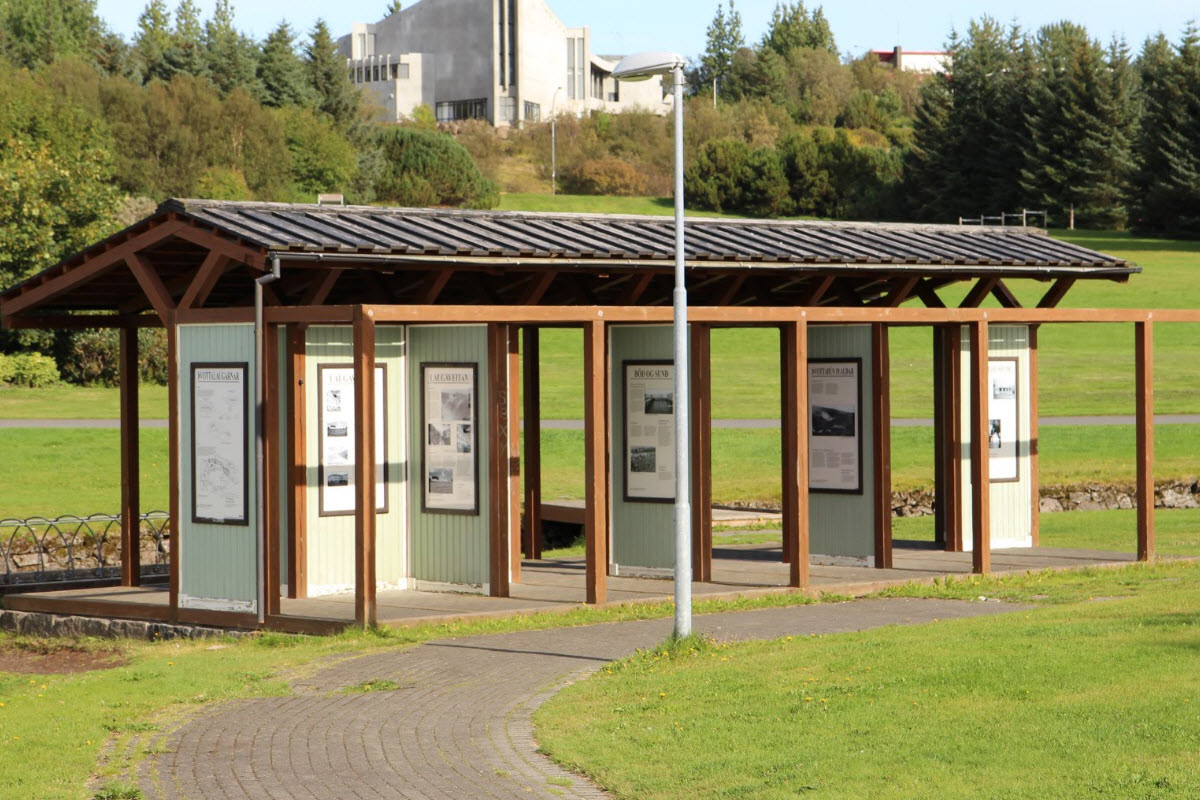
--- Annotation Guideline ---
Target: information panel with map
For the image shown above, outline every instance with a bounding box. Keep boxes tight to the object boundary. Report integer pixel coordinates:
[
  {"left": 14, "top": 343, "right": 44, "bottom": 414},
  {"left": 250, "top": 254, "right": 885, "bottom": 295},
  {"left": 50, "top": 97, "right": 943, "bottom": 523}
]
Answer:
[{"left": 191, "top": 362, "right": 248, "bottom": 525}]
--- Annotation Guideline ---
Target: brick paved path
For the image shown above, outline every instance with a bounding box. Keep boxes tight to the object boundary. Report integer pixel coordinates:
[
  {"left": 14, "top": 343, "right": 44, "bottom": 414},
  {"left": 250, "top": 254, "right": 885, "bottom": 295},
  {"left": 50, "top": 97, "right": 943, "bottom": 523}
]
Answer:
[{"left": 136, "top": 598, "right": 1019, "bottom": 799}]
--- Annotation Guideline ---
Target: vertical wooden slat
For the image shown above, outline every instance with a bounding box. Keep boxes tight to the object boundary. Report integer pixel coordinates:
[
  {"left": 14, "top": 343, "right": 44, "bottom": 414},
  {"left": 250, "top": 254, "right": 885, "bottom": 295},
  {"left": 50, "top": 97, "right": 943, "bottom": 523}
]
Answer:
[
  {"left": 263, "top": 323, "right": 281, "bottom": 616},
  {"left": 1136, "top": 320, "right": 1155, "bottom": 561},
  {"left": 781, "top": 321, "right": 810, "bottom": 588},
  {"left": 871, "top": 323, "right": 893, "bottom": 569},
  {"left": 119, "top": 324, "right": 141, "bottom": 587},
  {"left": 932, "top": 327, "right": 945, "bottom": 548},
  {"left": 583, "top": 320, "right": 608, "bottom": 605},
  {"left": 286, "top": 325, "right": 307, "bottom": 599},
  {"left": 1028, "top": 325, "right": 1040, "bottom": 547},
  {"left": 167, "top": 313, "right": 180, "bottom": 620},
  {"left": 353, "top": 307, "right": 377, "bottom": 626},
  {"left": 507, "top": 325, "right": 522, "bottom": 584},
  {"left": 690, "top": 323, "right": 713, "bottom": 582},
  {"left": 486, "top": 323, "right": 512, "bottom": 597},
  {"left": 969, "top": 320, "right": 991, "bottom": 573},
  {"left": 779, "top": 325, "right": 793, "bottom": 565},
  {"left": 944, "top": 325, "right": 963, "bottom": 552},
  {"left": 521, "top": 326, "right": 542, "bottom": 559}
]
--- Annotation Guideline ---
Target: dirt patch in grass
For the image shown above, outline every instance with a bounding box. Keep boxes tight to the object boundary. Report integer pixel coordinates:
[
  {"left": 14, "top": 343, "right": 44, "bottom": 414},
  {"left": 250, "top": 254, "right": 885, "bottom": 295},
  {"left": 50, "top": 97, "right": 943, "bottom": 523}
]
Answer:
[{"left": 0, "top": 640, "right": 128, "bottom": 674}]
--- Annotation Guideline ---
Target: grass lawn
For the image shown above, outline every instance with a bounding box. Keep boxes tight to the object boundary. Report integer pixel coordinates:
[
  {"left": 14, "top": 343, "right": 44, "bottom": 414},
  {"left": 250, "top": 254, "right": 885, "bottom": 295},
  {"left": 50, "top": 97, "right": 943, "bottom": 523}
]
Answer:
[
  {"left": 535, "top": 559, "right": 1200, "bottom": 800},
  {"left": 0, "top": 384, "right": 167, "bottom": 420}
]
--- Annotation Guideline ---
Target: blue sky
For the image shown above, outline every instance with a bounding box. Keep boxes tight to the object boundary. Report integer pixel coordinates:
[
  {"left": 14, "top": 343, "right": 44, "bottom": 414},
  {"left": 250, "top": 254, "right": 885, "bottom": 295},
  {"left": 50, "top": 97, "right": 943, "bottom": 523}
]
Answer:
[{"left": 95, "top": 0, "right": 1200, "bottom": 57}]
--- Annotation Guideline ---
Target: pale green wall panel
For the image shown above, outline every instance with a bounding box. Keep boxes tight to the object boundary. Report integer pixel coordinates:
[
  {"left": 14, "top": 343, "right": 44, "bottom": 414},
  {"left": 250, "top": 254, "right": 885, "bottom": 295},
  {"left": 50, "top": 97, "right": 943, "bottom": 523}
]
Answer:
[
  {"left": 808, "top": 325, "right": 876, "bottom": 561},
  {"left": 276, "top": 327, "right": 289, "bottom": 587},
  {"left": 610, "top": 325, "right": 680, "bottom": 571},
  {"left": 406, "top": 325, "right": 489, "bottom": 586},
  {"left": 959, "top": 325, "right": 1033, "bottom": 547},
  {"left": 178, "top": 324, "right": 258, "bottom": 610},
  {"left": 303, "top": 325, "right": 408, "bottom": 593}
]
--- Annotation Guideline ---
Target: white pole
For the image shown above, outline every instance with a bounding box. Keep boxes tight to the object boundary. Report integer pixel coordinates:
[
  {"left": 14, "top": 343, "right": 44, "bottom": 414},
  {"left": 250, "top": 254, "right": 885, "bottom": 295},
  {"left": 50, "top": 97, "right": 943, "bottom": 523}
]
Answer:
[
  {"left": 550, "top": 86, "right": 563, "bottom": 196},
  {"left": 671, "top": 65, "right": 692, "bottom": 639}
]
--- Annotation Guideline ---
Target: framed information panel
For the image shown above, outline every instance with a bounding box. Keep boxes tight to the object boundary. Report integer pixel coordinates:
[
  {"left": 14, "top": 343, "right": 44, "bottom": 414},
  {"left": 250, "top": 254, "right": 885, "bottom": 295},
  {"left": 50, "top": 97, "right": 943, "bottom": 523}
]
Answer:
[
  {"left": 807, "top": 358, "right": 863, "bottom": 494},
  {"left": 317, "top": 364, "right": 388, "bottom": 516},
  {"left": 988, "top": 357, "right": 1020, "bottom": 482},
  {"left": 623, "top": 360, "right": 676, "bottom": 502},
  {"left": 191, "top": 362, "right": 249, "bottom": 525},
  {"left": 421, "top": 363, "right": 479, "bottom": 514}
]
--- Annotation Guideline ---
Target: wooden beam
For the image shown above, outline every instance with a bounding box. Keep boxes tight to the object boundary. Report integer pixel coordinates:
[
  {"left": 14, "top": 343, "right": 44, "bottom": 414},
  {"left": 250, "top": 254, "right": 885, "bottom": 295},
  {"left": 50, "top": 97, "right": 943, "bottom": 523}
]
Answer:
[
  {"left": 960, "top": 277, "right": 999, "bottom": 309},
  {"left": 169, "top": 222, "right": 267, "bottom": 269},
  {"left": 302, "top": 271, "right": 342, "bottom": 306},
  {"left": 969, "top": 320, "right": 991, "bottom": 573},
  {"left": 690, "top": 323, "right": 713, "bottom": 583},
  {"left": 944, "top": 325, "right": 963, "bottom": 552},
  {"left": 781, "top": 320, "right": 810, "bottom": 587},
  {"left": 419, "top": 268, "right": 454, "bottom": 304},
  {"left": 621, "top": 272, "right": 655, "bottom": 305},
  {"left": 717, "top": 274, "right": 749, "bottom": 306},
  {"left": 932, "top": 326, "right": 945, "bottom": 547},
  {"left": 990, "top": 280, "right": 1022, "bottom": 309},
  {"left": 521, "top": 326, "right": 543, "bottom": 559},
  {"left": 352, "top": 306, "right": 378, "bottom": 627},
  {"left": 917, "top": 279, "right": 947, "bottom": 308},
  {"left": 872, "top": 323, "right": 893, "bottom": 569},
  {"left": 3, "top": 313, "right": 162, "bottom": 330},
  {"left": 264, "top": 323, "right": 281, "bottom": 617},
  {"left": 583, "top": 319, "right": 608, "bottom": 605},
  {"left": 125, "top": 253, "right": 176, "bottom": 323},
  {"left": 875, "top": 276, "right": 920, "bottom": 308},
  {"left": 167, "top": 312, "right": 180, "bottom": 620},
  {"left": 1037, "top": 277, "right": 1076, "bottom": 308},
  {"left": 521, "top": 271, "right": 557, "bottom": 305},
  {"left": 486, "top": 323, "right": 514, "bottom": 597},
  {"left": 1136, "top": 321, "right": 1155, "bottom": 561},
  {"left": 119, "top": 325, "right": 141, "bottom": 587},
  {"left": 179, "top": 252, "right": 230, "bottom": 310},
  {"left": 1029, "top": 325, "right": 1040, "bottom": 546},
  {"left": 287, "top": 325, "right": 307, "bottom": 598},
  {"left": 779, "top": 325, "right": 793, "bottom": 565},
  {"left": 507, "top": 325, "right": 522, "bottom": 583},
  {"left": 0, "top": 219, "right": 185, "bottom": 318},
  {"left": 802, "top": 275, "right": 836, "bottom": 306}
]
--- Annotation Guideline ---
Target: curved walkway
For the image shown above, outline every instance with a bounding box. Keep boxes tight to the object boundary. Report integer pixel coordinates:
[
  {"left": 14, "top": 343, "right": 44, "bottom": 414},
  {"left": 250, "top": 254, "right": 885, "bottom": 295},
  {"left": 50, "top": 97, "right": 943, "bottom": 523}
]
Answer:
[{"left": 135, "top": 598, "right": 1021, "bottom": 800}]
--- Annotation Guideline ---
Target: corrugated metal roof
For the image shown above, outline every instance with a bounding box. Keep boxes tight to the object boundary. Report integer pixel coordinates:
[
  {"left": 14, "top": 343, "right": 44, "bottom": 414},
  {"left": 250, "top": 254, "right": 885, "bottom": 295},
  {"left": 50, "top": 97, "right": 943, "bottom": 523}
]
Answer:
[{"left": 166, "top": 199, "right": 1134, "bottom": 272}]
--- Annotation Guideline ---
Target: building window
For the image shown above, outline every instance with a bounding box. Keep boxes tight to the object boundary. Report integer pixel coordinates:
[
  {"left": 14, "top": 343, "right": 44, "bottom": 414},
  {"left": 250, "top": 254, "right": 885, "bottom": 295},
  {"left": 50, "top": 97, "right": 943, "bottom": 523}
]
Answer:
[
  {"left": 566, "top": 37, "right": 585, "bottom": 99},
  {"left": 436, "top": 98, "right": 488, "bottom": 123},
  {"left": 372, "top": 65, "right": 380, "bottom": 81},
  {"left": 498, "top": 96, "right": 516, "bottom": 123},
  {"left": 524, "top": 101, "right": 540, "bottom": 122},
  {"left": 394, "top": 63, "right": 408, "bottom": 80}
]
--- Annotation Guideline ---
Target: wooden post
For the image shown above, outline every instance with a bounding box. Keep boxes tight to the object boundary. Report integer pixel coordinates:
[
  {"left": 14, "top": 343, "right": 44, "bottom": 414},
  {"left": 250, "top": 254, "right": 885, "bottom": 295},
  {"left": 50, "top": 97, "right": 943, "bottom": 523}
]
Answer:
[
  {"left": 969, "top": 320, "right": 990, "bottom": 573},
  {"left": 166, "top": 313, "right": 180, "bottom": 620},
  {"left": 485, "top": 322, "right": 514, "bottom": 597},
  {"left": 872, "top": 323, "right": 893, "bottom": 569},
  {"left": 1029, "top": 325, "right": 1040, "bottom": 546},
  {"left": 521, "top": 326, "right": 543, "bottom": 559},
  {"left": 1136, "top": 320, "right": 1155, "bottom": 561},
  {"left": 690, "top": 323, "right": 713, "bottom": 583},
  {"left": 119, "top": 324, "right": 141, "bottom": 587},
  {"left": 286, "top": 326, "right": 307, "bottom": 598},
  {"left": 944, "top": 325, "right": 964, "bottom": 552},
  {"left": 932, "top": 326, "right": 946, "bottom": 547},
  {"left": 508, "top": 325, "right": 522, "bottom": 583},
  {"left": 781, "top": 321, "right": 810, "bottom": 587},
  {"left": 352, "top": 306, "right": 377, "bottom": 627},
  {"left": 263, "top": 323, "right": 281, "bottom": 617},
  {"left": 583, "top": 320, "right": 608, "bottom": 605}
]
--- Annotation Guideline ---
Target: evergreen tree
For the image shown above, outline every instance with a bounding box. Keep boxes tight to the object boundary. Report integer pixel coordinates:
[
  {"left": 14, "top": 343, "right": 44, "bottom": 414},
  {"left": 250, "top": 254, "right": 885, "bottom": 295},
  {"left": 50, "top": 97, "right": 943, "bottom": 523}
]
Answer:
[
  {"left": 0, "top": 0, "right": 105, "bottom": 69},
  {"left": 693, "top": 1, "right": 744, "bottom": 100},
  {"left": 1020, "top": 22, "right": 1136, "bottom": 227},
  {"left": 1132, "top": 28, "right": 1200, "bottom": 233},
  {"left": 132, "top": 0, "right": 174, "bottom": 81},
  {"left": 202, "top": 0, "right": 260, "bottom": 97},
  {"left": 305, "top": 19, "right": 360, "bottom": 129},
  {"left": 258, "top": 21, "right": 311, "bottom": 107},
  {"left": 169, "top": 0, "right": 205, "bottom": 77},
  {"left": 760, "top": 1, "right": 835, "bottom": 57}
]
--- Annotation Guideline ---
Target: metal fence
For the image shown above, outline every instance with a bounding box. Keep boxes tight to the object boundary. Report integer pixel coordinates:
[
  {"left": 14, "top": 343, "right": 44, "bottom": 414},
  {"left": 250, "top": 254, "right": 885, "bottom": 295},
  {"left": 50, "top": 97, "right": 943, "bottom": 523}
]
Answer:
[{"left": 0, "top": 512, "right": 170, "bottom": 589}]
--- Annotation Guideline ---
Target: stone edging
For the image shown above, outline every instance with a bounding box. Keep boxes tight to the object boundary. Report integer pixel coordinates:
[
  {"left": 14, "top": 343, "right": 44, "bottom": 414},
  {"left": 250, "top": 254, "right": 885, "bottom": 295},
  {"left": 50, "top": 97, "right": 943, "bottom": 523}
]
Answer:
[{"left": 0, "top": 609, "right": 249, "bottom": 640}]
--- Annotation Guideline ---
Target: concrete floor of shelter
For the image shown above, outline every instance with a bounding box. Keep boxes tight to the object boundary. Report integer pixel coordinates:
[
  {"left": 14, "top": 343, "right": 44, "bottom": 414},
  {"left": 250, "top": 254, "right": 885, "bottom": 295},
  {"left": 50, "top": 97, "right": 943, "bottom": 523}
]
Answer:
[{"left": 7, "top": 542, "right": 1136, "bottom": 630}]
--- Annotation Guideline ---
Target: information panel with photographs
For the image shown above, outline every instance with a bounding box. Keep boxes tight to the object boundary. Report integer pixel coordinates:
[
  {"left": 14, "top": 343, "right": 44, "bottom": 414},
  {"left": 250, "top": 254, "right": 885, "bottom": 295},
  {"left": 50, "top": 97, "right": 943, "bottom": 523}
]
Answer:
[
  {"left": 421, "top": 363, "right": 478, "bottom": 514},
  {"left": 317, "top": 364, "right": 388, "bottom": 516},
  {"left": 191, "top": 363, "right": 249, "bottom": 524},
  {"left": 808, "top": 358, "right": 863, "bottom": 494},
  {"left": 623, "top": 360, "right": 676, "bottom": 502},
  {"left": 988, "top": 358, "right": 1019, "bottom": 482}
]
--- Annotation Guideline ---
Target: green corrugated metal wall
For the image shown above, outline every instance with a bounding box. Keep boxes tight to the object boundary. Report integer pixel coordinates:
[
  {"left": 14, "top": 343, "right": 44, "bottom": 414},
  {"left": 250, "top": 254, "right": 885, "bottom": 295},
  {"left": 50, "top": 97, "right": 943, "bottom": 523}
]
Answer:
[
  {"left": 178, "top": 324, "right": 258, "bottom": 610},
  {"left": 406, "top": 325, "right": 490, "bottom": 586}
]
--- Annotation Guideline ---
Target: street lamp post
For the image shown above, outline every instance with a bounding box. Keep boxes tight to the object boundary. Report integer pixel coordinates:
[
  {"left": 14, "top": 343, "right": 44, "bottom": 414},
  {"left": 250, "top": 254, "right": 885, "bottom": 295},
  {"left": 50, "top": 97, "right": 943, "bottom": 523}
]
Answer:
[
  {"left": 550, "top": 86, "right": 564, "bottom": 195},
  {"left": 612, "top": 51, "right": 691, "bottom": 638}
]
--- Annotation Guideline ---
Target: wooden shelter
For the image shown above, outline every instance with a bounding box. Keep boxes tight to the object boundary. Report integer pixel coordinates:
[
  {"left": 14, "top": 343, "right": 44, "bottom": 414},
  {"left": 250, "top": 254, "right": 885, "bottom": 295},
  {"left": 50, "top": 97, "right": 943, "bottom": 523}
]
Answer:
[{"left": 0, "top": 199, "right": 1180, "bottom": 632}]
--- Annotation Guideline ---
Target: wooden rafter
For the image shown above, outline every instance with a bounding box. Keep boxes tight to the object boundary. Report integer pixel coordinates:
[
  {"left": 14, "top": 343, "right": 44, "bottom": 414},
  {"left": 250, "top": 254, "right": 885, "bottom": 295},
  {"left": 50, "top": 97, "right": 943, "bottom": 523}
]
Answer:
[
  {"left": 621, "top": 272, "right": 655, "bottom": 304},
  {"left": 960, "top": 277, "right": 999, "bottom": 308},
  {"left": 989, "top": 279, "right": 1022, "bottom": 308},
  {"left": 169, "top": 218, "right": 266, "bottom": 269},
  {"left": 1037, "top": 277, "right": 1076, "bottom": 308},
  {"left": 302, "top": 271, "right": 342, "bottom": 305},
  {"left": 125, "top": 254, "right": 175, "bottom": 322},
  {"left": 872, "top": 276, "right": 921, "bottom": 307},
  {"left": 419, "top": 268, "right": 454, "bottom": 304},
  {"left": 801, "top": 275, "right": 836, "bottom": 306},
  {"left": 718, "top": 274, "right": 749, "bottom": 306},
  {"left": 179, "top": 252, "right": 231, "bottom": 310},
  {"left": 521, "top": 271, "right": 557, "bottom": 305},
  {"left": 916, "top": 279, "right": 948, "bottom": 308}
]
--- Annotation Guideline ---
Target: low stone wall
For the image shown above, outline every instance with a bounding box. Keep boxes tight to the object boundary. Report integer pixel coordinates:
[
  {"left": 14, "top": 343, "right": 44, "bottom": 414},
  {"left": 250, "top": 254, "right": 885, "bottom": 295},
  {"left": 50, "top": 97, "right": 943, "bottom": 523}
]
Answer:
[
  {"left": 0, "top": 609, "right": 250, "bottom": 640},
  {"left": 890, "top": 480, "right": 1200, "bottom": 517}
]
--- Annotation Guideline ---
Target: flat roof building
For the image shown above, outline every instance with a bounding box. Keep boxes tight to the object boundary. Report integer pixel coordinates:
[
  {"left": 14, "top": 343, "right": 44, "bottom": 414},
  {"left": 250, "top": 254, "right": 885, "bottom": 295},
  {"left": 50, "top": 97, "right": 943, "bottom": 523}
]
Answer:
[{"left": 338, "top": 0, "right": 670, "bottom": 126}]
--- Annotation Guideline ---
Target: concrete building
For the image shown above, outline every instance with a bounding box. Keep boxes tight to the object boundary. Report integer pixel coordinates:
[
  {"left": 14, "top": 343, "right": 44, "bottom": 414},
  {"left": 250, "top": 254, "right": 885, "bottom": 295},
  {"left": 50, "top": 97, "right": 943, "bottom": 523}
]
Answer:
[
  {"left": 871, "top": 46, "right": 950, "bottom": 74},
  {"left": 337, "top": 0, "right": 671, "bottom": 126}
]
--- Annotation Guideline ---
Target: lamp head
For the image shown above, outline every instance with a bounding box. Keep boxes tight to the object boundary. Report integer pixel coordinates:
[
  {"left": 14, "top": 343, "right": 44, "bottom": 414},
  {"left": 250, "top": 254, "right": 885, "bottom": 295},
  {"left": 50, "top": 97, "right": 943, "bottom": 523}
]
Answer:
[{"left": 611, "top": 50, "right": 687, "bottom": 80}]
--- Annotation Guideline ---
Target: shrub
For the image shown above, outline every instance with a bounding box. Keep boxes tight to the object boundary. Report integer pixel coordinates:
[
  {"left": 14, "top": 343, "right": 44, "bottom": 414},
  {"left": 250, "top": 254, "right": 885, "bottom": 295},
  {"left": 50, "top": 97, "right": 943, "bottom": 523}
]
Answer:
[
  {"left": 373, "top": 127, "right": 499, "bottom": 209},
  {"left": 0, "top": 352, "right": 59, "bottom": 387},
  {"left": 565, "top": 158, "right": 648, "bottom": 196},
  {"left": 57, "top": 329, "right": 168, "bottom": 386}
]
